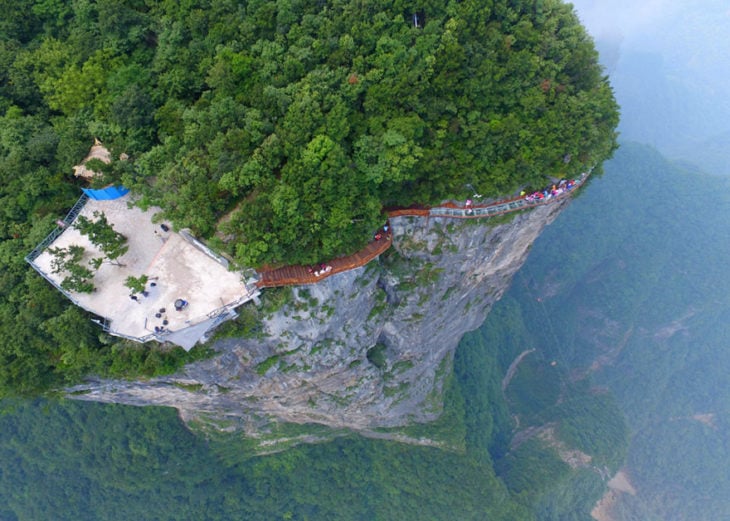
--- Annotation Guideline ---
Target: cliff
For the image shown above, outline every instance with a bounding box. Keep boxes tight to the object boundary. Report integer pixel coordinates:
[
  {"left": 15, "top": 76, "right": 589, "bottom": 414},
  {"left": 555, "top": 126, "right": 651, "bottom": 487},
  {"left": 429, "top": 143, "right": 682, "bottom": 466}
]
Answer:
[{"left": 68, "top": 199, "right": 571, "bottom": 443}]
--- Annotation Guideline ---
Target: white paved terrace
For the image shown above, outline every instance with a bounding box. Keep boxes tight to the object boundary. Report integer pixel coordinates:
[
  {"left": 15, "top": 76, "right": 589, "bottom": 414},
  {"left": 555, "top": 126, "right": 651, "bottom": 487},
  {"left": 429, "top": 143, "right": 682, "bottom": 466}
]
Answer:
[{"left": 32, "top": 194, "right": 256, "bottom": 350}]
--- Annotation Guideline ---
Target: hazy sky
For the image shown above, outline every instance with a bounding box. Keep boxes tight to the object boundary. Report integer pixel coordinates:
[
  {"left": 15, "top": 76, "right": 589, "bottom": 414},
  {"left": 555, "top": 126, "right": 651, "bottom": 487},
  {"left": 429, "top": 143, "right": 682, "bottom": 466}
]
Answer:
[
  {"left": 568, "top": 0, "right": 730, "bottom": 160},
  {"left": 569, "top": 0, "right": 681, "bottom": 41},
  {"left": 570, "top": 0, "right": 730, "bottom": 76}
]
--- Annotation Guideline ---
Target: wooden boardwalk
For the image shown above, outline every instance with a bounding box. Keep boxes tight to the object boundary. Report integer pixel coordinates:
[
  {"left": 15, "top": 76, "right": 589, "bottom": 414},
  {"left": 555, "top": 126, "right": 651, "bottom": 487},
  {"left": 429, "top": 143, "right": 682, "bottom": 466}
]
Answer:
[
  {"left": 256, "top": 233, "right": 393, "bottom": 288},
  {"left": 256, "top": 173, "right": 589, "bottom": 288},
  {"left": 387, "top": 207, "right": 430, "bottom": 218}
]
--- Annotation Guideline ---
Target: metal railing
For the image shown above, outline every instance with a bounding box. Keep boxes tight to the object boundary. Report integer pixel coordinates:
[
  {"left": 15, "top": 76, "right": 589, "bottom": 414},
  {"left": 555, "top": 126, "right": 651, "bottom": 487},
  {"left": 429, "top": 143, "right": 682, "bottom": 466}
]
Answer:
[
  {"left": 427, "top": 171, "right": 590, "bottom": 219},
  {"left": 179, "top": 229, "right": 230, "bottom": 269},
  {"left": 205, "top": 290, "right": 261, "bottom": 320},
  {"left": 25, "top": 194, "right": 90, "bottom": 263},
  {"left": 25, "top": 262, "right": 82, "bottom": 306}
]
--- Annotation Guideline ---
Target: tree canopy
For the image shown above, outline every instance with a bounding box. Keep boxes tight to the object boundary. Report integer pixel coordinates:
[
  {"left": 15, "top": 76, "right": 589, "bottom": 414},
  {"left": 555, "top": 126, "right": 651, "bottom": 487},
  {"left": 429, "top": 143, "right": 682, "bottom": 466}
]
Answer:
[
  {"left": 0, "top": 0, "right": 617, "bottom": 396},
  {"left": 2, "top": 0, "right": 618, "bottom": 268}
]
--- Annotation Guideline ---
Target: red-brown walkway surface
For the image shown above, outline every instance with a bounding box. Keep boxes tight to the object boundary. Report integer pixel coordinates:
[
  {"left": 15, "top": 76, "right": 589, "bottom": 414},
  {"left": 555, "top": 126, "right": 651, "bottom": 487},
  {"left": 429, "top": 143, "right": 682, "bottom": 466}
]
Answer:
[
  {"left": 386, "top": 207, "right": 430, "bottom": 218},
  {"left": 256, "top": 233, "right": 393, "bottom": 288}
]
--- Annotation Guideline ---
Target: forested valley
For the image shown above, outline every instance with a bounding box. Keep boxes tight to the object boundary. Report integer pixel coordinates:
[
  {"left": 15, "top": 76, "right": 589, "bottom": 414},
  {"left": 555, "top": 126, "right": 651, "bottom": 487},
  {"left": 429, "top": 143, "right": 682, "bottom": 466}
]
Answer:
[{"left": 487, "top": 142, "right": 730, "bottom": 520}]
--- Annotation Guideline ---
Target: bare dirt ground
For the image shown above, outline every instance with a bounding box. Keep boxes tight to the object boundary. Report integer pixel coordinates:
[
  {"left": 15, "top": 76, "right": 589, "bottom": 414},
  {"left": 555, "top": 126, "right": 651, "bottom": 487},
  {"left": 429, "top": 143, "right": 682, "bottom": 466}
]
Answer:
[
  {"left": 591, "top": 470, "right": 637, "bottom": 521},
  {"left": 502, "top": 348, "right": 535, "bottom": 391}
]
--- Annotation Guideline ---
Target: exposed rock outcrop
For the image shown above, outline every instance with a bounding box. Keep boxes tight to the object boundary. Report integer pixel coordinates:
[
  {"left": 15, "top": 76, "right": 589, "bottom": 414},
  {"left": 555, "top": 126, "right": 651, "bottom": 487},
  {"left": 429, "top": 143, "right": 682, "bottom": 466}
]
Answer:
[{"left": 68, "top": 199, "right": 570, "bottom": 440}]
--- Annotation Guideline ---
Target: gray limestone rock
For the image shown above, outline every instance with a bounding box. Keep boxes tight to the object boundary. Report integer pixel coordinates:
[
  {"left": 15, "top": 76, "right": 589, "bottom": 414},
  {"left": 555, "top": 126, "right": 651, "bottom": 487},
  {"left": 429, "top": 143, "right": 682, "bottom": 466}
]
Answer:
[{"left": 67, "top": 200, "right": 570, "bottom": 443}]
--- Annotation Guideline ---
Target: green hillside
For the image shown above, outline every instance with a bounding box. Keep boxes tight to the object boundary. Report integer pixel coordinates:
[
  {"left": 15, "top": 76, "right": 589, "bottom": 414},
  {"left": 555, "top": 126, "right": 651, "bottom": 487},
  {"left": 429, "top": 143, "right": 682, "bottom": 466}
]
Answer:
[
  {"left": 2, "top": 0, "right": 617, "bottom": 267},
  {"left": 0, "top": 397, "right": 531, "bottom": 521}
]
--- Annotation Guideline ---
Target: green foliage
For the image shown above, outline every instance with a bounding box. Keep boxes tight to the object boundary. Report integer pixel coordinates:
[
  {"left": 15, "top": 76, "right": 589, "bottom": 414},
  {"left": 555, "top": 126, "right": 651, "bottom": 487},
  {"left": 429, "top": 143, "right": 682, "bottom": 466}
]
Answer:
[
  {"left": 398, "top": 366, "right": 468, "bottom": 450},
  {"left": 554, "top": 392, "right": 628, "bottom": 467},
  {"left": 1, "top": 0, "right": 618, "bottom": 268},
  {"left": 534, "top": 467, "right": 607, "bottom": 521},
  {"left": 48, "top": 244, "right": 95, "bottom": 293},
  {"left": 74, "top": 210, "right": 128, "bottom": 265},
  {"left": 366, "top": 342, "right": 387, "bottom": 369},
  {"left": 496, "top": 438, "right": 571, "bottom": 506},
  {"left": 256, "top": 354, "right": 281, "bottom": 375},
  {"left": 455, "top": 323, "right": 515, "bottom": 459},
  {"left": 0, "top": 398, "right": 532, "bottom": 520},
  {"left": 211, "top": 301, "right": 263, "bottom": 340},
  {"left": 0, "top": 67, "right": 218, "bottom": 397},
  {"left": 124, "top": 274, "right": 148, "bottom": 294},
  {"left": 367, "top": 286, "right": 388, "bottom": 319},
  {"left": 472, "top": 285, "right": 630, "bottom": 516}
]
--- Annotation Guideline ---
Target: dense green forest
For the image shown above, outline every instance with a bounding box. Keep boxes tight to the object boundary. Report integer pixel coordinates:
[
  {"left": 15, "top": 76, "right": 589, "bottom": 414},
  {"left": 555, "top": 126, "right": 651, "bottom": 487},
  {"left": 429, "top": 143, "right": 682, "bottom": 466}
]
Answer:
[
  {"left": 0, "top": 0, "right": 617, "bottom": 396},
  {"left": 1, "top": 0, "right": 618, "bottom": 267},
  {"left": 0, "top": 298, "right": 627, "bottom": 521},
  {"left": 0, "top": 397, "right": 530, "bottom": 521}
]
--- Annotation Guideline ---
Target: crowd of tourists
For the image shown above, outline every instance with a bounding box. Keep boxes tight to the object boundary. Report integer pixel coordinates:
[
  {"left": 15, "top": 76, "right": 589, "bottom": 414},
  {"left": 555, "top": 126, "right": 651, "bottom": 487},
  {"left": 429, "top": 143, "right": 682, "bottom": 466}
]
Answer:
[
  {"left": 522, "top": 178, "right": 578, "bottom": 203},
  {"left": 308, "top": 264, "right": 333, "bottom": 277}
]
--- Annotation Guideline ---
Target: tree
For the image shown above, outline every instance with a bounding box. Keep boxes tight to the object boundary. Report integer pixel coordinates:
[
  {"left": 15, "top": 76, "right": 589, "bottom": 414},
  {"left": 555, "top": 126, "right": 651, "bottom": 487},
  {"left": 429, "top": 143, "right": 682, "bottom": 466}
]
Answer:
[
  {"left": 124, "top": 274, "right": 148, "bottom": 295},
  {"left": 0, "top": 0, "right": 619, "bottom": 271},
  {"left": 74, "top": 211, "right": 128, "bottom": 266},
  {"left": 48, "top": 245, "right": 95, "bottom": 293}
]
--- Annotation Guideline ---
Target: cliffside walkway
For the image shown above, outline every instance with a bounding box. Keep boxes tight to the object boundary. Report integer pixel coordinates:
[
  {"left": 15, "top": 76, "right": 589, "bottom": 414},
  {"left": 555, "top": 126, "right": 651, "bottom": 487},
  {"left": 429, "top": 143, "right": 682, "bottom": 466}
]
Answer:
[
  {"left": 256, "top": 173, "right": 588, "bottom": 288},
  {"left": 256, "top": 233, "right": 393, "bottom": 288}
]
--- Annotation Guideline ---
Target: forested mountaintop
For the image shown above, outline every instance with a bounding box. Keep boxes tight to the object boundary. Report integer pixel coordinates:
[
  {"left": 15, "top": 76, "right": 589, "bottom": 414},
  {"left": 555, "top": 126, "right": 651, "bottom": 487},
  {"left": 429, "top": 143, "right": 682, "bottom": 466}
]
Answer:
[
  {"left": 0, "top": 0, "right": 616, "bottom": 397},
  {"left": 2, "top": 0, "right": 618, "bottom": 267}
]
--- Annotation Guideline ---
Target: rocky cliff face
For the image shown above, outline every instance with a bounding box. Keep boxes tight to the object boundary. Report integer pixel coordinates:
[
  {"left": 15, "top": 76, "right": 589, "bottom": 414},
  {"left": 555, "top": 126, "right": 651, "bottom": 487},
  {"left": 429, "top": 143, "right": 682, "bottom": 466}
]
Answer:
[{"left": 69, "top": 199, "right": 570, "bottom": 443}]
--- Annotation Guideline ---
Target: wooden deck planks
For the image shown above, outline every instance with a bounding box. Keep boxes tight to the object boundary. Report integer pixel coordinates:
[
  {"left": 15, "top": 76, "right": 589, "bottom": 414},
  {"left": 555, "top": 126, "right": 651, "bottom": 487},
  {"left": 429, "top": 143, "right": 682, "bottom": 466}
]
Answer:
[{"left": 256, "top": 234, "right": 392, "bottom": 288}]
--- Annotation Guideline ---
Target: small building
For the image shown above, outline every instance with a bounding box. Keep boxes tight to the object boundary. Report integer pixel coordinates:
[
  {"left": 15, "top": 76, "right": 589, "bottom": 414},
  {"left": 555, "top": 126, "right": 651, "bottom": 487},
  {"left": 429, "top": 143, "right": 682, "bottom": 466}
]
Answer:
[
  {"left": 72, "top": 139, "right": 131, "bottom": 201},
  {"left": 72, "top": 138, "right": 112, "bottom": 180}
]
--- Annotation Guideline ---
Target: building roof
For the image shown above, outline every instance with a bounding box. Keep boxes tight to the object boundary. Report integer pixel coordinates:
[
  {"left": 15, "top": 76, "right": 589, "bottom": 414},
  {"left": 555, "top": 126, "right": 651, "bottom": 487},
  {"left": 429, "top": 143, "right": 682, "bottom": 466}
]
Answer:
[{"left": 73, "top": 139, "right": 111, "bottom": 179}]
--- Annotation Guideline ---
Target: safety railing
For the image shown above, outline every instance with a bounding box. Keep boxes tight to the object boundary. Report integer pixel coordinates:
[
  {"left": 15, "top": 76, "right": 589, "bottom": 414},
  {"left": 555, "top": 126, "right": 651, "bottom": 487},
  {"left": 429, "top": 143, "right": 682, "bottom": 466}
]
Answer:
[{"left": 25, "top": 194, "right": 90, "bottom": 263}]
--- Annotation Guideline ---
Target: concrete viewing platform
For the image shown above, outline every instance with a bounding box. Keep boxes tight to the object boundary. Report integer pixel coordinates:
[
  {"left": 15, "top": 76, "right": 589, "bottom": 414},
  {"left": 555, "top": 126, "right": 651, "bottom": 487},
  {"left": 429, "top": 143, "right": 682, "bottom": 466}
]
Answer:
[{"left": 29, "top": 193, "right": 259, "bottom": 350}]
